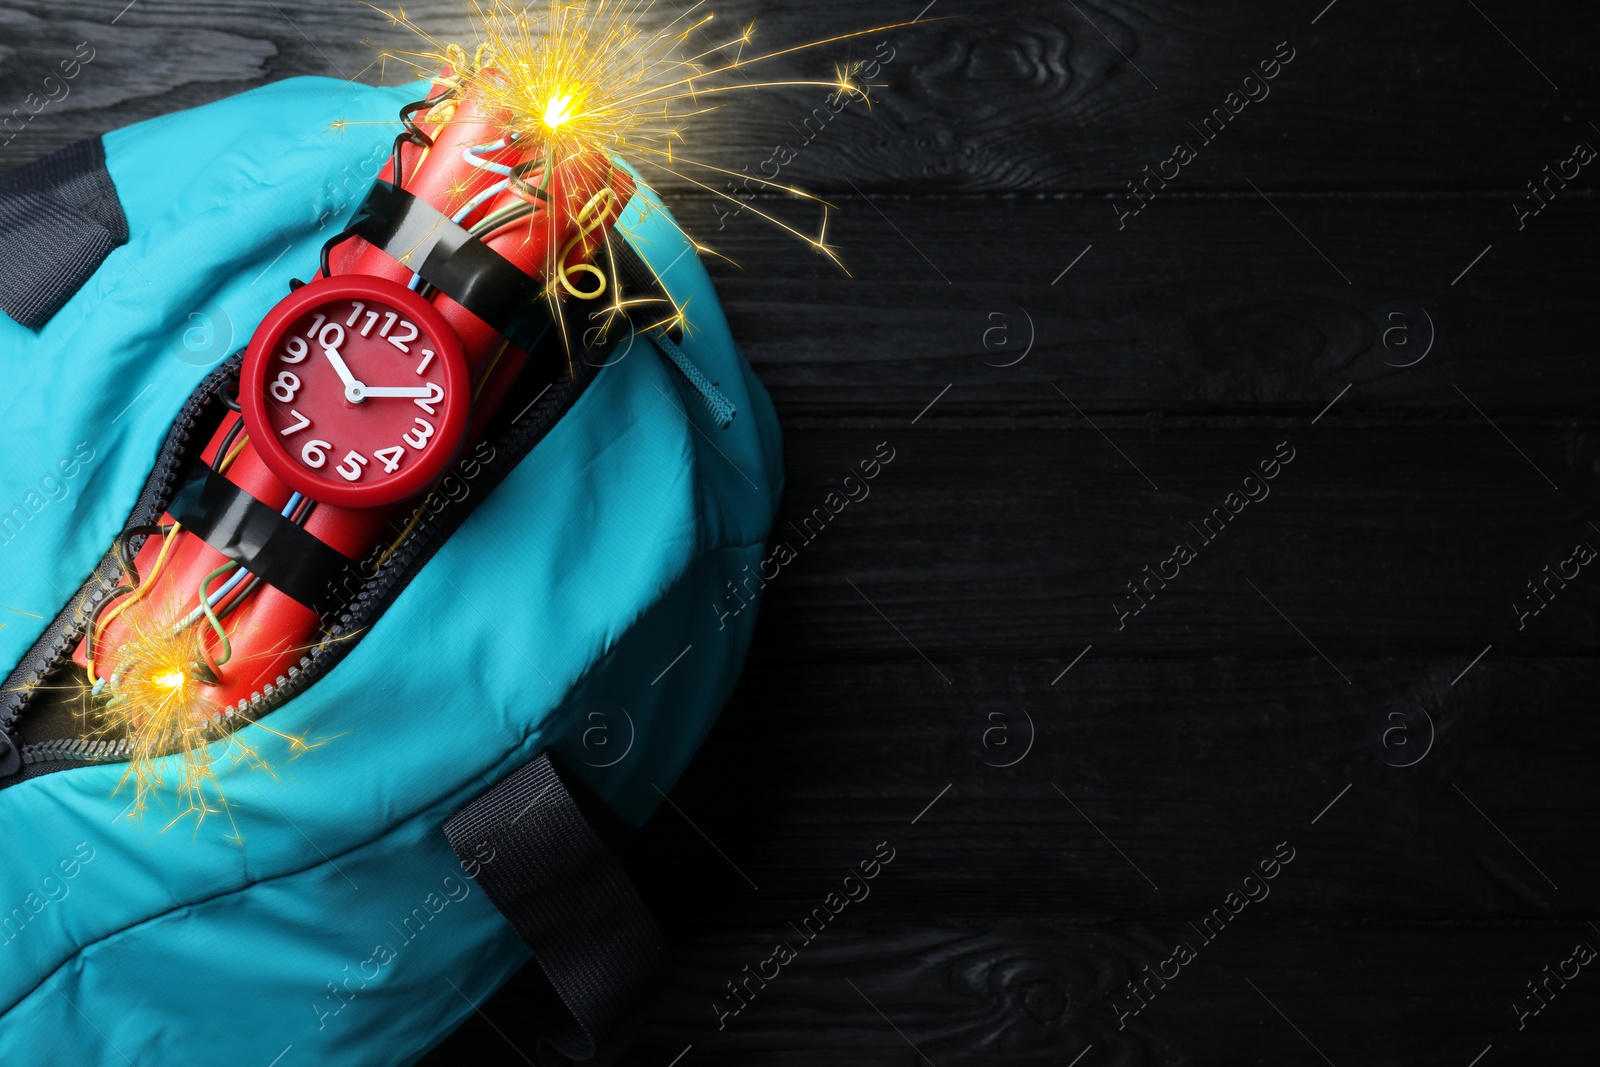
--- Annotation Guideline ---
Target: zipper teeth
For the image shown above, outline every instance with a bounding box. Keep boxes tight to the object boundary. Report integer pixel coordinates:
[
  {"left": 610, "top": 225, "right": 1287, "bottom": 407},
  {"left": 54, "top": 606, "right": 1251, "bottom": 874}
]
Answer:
[
  {"left": 198, "top": 362, "right": 582, "bottom": 723},
  {"left": 23, "top": 736, "right": 132, "bottom": 765},
  {"left": 0, "top": 364, "right": 217, "bottom": 747},
  {"left": 9, "top": 353, "right": 589, "bottom": 770}
]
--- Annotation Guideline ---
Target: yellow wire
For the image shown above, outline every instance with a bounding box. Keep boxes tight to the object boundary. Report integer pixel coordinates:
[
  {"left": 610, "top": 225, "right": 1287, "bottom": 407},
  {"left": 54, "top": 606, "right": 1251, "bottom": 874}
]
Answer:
[
  {"left": 554, "top": 186, "right": 617, "bottom": 300},
  {"left": 474, "top": 339, "right": 511, "bottom": 400},
  {"left": 217, "top": 436, "right": 249, "bottom": 473},
  {"left": 373, "top": 496, "right": 431, "bottom": 572},
  {"left": 87, "top": 523, "right": 183, "bottom": 685}
]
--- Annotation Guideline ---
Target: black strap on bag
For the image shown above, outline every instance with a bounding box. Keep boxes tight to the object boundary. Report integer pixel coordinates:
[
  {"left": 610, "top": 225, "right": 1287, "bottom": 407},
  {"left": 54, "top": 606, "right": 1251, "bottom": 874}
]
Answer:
[
  {"left": 442, "top": 753, "right": 667, "bottom": 1061},
  {"left": 0, "top": 137, "right": 128, "bottom": 330}
]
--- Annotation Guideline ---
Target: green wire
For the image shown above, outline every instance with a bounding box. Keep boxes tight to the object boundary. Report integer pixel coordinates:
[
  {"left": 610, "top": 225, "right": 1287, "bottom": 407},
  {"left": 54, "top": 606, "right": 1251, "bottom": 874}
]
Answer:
[{"left": 195, "top": 562, "right": 237, "bottom": 666}]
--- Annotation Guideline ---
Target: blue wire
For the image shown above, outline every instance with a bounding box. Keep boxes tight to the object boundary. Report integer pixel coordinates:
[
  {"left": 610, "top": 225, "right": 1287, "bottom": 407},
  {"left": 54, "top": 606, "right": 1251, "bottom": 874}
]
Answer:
[
  {"left": 462, "top": 137, "right": 517, "bottom": 176},
  {"left": 452, "top": 179, "right": 510, "bottom": 223},
  {"left": 175, "top": 492, "right": 303, "bottom": 630},
  {"left": 409, "top": 139, "right": 515, "bottom": 292}
]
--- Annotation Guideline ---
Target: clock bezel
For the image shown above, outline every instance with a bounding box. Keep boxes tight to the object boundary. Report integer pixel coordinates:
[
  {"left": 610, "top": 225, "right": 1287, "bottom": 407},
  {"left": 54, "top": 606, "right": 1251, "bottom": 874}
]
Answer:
[{"left": 241, "top": 275, "right": 471, "bottom": 509}]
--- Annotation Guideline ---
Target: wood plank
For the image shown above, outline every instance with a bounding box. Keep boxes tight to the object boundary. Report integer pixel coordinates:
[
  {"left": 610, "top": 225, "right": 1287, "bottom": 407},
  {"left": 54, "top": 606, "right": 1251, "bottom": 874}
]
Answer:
[
  {"left": 672, "top": 194, "right": 1600, "bottom": 420},
  {"left": 611, "top": 656, "right": 1600, "bottom": 923},
  {"left": 433, "top": 922, "right": 1595, "bottom": 1065},
  {"left": 0, "top": 0, "right": 1592, "bottom": 194},
  {"left": 748, "top": 425, "right": 1600, "bottom": 658}
]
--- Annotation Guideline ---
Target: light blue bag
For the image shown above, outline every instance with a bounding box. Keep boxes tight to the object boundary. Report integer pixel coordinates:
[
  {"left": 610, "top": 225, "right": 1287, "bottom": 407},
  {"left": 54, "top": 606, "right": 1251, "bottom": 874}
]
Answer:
[{"left": 0, "top": 76, "right": 780, "bottom": 1065}]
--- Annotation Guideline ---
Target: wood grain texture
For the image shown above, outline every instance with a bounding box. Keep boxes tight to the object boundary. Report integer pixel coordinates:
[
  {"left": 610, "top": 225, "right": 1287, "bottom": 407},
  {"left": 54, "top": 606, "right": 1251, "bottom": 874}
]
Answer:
[
  {"left": 0, "top": 0, "right": 1593, "bottom": 193},
  {"left": 442, "top": 922, "right": 1597, "bottom": 1066},
  {"left": 680, "top": 195, "right": 1600, "bottom": 419},
  {"left": 0, "top": 1, "right": 1593, "bottom": 1065},
  {"left": 617, "top": 657, "right": 1600, "bottom": 923},
  {"left": 749, "top": 425, "right": 1600, "bottom": 657}
]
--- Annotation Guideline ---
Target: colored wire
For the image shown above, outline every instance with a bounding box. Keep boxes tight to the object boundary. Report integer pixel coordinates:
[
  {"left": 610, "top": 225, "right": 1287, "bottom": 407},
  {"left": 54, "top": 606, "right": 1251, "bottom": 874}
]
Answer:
[
  {"left": 173, "top": 492, "right": 304, "bottom": 632},
  {"left": 554, "top": 186, "right": 618, "bottom": 299},
  {"left": 217, "top": 575, "right": 263, "bottom": 620},
  {"left": 87, "top": 522, "right": 183, "bottom": 685},
  {"left": 463, "top": 137, "right": 518, "bottom": 176},
  {"left": 183, "top": 563, "right": 246, "bottom": 626},
  {"left": 471, "top": 197, "right": 541, "bottom": 243},
  {"left": 194, "top": 563, "right": 236, "bottom": 668},
  {"left": 217, "top": 435, "right": 249, "bottom": 474},
  {"left": 393, "top": 90, "right": 454, "bottom": 186},
  {"left": 116, "top": 523, "right": 171, "bottom": 576},
  {"left": 507, "top": 157, "right": 553, "bottom": 204},
  {"left": 465, "top": 137, "right": 553, "bottom": 204},
  {"left": 212, "top": 415, "right": 244, "bottom": 472},
  {"left": 452, "top": 178, "right": 510, "bottom": 224}
]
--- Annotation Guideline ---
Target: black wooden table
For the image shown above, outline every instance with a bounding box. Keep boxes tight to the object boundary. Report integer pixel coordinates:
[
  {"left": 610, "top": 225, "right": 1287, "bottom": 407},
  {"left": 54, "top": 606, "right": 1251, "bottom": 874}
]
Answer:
[{"left": 3, "top": 1, "right": 1596, "bottom": 1064}]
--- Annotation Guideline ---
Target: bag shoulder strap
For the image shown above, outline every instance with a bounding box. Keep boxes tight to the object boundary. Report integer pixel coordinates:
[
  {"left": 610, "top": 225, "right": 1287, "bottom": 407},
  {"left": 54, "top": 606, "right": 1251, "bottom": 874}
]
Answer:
[{"left": 443, "top": 752, "right": 668, "bottom": 1061}]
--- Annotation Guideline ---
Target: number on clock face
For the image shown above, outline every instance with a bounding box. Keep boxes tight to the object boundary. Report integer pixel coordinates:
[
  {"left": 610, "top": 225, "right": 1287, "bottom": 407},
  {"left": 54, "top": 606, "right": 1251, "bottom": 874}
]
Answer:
[{"left": 243, "top": 276, "right": 469, "bottom": 507}]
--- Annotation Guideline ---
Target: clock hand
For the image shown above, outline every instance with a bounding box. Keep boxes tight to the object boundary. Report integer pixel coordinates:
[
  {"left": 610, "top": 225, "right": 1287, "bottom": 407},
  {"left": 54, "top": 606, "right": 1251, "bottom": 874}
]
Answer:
[
  {"left": 322, "top": 342, "right": 367, "bottom": 403},
  {"left": 358, "top": 384, "right": 439, "bottom": 399}
]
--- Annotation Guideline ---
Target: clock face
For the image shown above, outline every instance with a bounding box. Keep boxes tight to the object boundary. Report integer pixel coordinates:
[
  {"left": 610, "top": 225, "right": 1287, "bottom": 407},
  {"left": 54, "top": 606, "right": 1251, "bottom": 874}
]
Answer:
[{"left": 241, "top": 276, "right": 471, "bottom": 508}]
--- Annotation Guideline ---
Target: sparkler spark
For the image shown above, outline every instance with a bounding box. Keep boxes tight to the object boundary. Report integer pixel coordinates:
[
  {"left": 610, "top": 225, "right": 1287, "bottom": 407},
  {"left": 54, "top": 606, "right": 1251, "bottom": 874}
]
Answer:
[
  {"left": 375, "top": 0, "right": 907, "bottom": 272},
  {"left": 91, "top": 597, "right": 228, "bottom": 818},
  {"left": 50, "top": 2, "right": 913, "bottom": 834},
  {"left": 78, "top": 595, "right": 334, "bottom": 835},
  {"left": 541, "top": 89, "right": 579, "bottom": 129}
]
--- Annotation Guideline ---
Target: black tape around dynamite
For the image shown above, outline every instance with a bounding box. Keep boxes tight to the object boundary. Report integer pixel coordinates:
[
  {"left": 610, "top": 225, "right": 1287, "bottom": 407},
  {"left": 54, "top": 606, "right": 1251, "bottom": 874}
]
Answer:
[
  {"left": 166, "top": 465, "right": 356, "bottom": 616},
  {"left": 347, "top": 180, "right": 684, "bottom": 351},
  {"left": 347, "top": 181, "right": 554, "bottom": 354}
]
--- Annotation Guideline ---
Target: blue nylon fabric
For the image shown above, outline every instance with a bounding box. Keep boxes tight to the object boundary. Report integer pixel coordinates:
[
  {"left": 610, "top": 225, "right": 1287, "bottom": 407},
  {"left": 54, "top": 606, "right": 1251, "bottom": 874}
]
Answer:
[{"left": 0, "top": 76, "right": 780, "bottom": 1064}]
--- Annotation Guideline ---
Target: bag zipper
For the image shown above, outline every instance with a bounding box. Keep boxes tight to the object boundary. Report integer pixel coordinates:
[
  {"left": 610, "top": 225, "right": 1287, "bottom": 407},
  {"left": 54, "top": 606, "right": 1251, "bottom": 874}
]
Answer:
[{"left": 0, "top": 331, "right": 602, "bottom": 787}]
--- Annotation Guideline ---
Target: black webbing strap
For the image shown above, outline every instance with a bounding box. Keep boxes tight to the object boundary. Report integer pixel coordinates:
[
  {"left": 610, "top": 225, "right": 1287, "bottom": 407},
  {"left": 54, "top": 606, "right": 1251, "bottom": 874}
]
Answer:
[
  {"left": 166, "top": 464, "right": 355, "bottom": 615},
  {"left": 0, "top": 137, "right": 127, "bottom": 330},
  {"left": 443, "top": 753, "right": 668, "bottom": 1060},
  {"left": 347, "top": 181, "right": 552, "bottom": 353}
]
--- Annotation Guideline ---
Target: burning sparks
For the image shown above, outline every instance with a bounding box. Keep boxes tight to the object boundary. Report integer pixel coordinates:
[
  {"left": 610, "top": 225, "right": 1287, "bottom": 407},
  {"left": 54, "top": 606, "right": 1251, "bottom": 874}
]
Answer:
[
  {"left": 541, "top": 88, "right": 580, "bottom": 129},
  {"left": 75, "top": 596, "right": 332, "bottom": 836},
  {"left": 43, "top": 2, "right": 911, "bottom": 834},
  {"left": 374, "top": 0, "right": 906, "bottom": 272},
  {"left": 90, "top": 598, "right": 230, "bottom": 825}
]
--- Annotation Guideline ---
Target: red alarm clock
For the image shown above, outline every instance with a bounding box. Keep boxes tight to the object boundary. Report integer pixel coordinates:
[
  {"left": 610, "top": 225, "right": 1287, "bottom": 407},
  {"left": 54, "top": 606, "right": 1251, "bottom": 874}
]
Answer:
[{"left": 241, "top": 276, "right": 471, "bottom": 508}]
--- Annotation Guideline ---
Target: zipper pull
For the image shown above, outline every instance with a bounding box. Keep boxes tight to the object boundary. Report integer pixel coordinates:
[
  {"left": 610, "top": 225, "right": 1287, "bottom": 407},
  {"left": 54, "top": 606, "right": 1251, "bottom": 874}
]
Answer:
[
  {"left": 0, "top": 731, "right": 20, "bottom": 778},
  {"left": 652, "top": 331, "right": 736, "bottom": 429}
]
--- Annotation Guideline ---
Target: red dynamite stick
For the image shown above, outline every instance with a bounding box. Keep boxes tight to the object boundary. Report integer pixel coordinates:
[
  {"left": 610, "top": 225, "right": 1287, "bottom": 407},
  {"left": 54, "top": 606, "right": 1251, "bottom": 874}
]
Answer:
[{"left": 79, "top": 77, "right": 636, "bottom": 711}]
